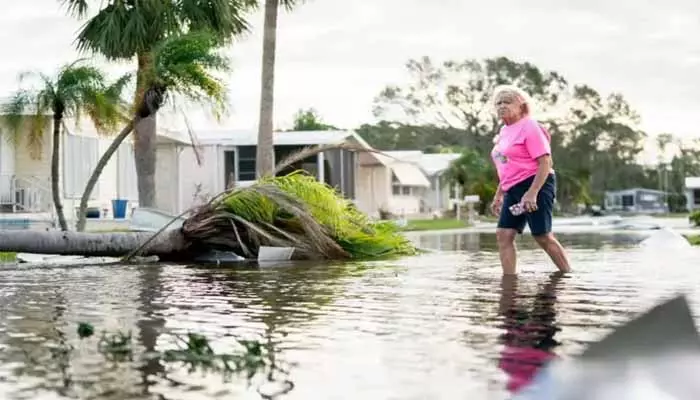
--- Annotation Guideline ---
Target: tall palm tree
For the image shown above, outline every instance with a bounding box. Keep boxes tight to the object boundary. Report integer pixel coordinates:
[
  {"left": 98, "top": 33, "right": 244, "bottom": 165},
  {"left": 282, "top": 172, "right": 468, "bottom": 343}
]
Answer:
[
  {"left": 74, "top": 30, "right": 230, "bottom": 232},
  {"left": 1, "top": 60, "right": 128, "bottom": 231},
  {"left": 61, "top": 0, "right": 258, "bottom": 208},
  {"left": 256, "top": 0, "right": 299, "bottom": 178}
]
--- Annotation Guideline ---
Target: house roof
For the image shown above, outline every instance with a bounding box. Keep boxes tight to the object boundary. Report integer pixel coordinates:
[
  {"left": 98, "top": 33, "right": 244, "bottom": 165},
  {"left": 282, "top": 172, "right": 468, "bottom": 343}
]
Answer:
[
  {"left": 382, "top": 151, "right": 461, "bottom": 176},
  {"left": 61, "top": 117, "right": 191, "bottom": 145},
  {"left": 390, "top": 162, "right": 431, "bottom": 187},
  {"left": 685, "top": 177, "right": 700, "bottom": 189},
  {"left": 605, "top": 188, "right": 667, "bottom": 195},
  {"left": 417, "top": 153, "right": 462, "bottom": 175},
  {"left": 165, "top": 128, "right": 371, "bottom": 148}
]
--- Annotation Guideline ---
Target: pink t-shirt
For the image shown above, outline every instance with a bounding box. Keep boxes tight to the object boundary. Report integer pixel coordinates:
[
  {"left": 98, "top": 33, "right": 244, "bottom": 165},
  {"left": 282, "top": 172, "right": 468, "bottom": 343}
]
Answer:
[{"left": 491, "top": 116, "right": 552, "bottom": 192}]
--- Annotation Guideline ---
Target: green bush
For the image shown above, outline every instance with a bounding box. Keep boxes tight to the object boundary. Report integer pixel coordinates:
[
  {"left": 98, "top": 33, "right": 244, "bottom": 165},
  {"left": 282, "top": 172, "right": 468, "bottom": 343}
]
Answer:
[
  {"left": 668, "top": 193, "right": 688, "bottom": 213},
  {"left": 690, "top": 211, "right": 700, "bottom": 227}
]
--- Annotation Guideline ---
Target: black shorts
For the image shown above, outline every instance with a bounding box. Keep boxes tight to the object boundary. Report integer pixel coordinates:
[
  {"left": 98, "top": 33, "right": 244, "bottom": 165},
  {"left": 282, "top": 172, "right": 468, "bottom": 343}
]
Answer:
[{"left": 497, "top": 174, "right": 556, "bottom": 236}]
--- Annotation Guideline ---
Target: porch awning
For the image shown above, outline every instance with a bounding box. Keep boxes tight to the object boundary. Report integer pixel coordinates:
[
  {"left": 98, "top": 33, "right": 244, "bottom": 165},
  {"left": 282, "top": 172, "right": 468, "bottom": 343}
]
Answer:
[
  {"left": 686, "top": 177, "right": 700, "bottom": 189},
  {"left": 390, "top": 162, "right": 430, "bottom": 187}
]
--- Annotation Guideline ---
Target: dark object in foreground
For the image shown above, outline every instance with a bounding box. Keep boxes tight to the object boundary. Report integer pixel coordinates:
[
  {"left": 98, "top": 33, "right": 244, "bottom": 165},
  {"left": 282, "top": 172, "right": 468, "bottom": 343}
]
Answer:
[
  {"left": 77, "top": 322, "right": 95, "bottom": 338},
  {"left": 513, "top": 294, "right": 700, "bottom": 399}
]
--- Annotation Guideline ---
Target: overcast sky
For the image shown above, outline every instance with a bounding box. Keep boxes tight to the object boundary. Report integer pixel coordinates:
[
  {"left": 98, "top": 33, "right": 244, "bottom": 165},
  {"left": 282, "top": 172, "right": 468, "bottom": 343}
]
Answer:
[{"left": 1, "top": 0, "right": 699, "bottom": 150}]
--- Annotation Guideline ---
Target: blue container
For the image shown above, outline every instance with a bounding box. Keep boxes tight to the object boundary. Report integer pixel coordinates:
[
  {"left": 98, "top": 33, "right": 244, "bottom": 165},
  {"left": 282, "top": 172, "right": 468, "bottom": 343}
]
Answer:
[{"left": 112, "top": 199, "right": 128, "bottom": 219}]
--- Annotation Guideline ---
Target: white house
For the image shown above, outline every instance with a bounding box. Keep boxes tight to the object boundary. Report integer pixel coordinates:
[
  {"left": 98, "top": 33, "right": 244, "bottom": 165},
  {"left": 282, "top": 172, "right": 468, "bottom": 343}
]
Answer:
[
  {"left": 0, "top": 116, "right": 187, "bottom": 223},
  {"left": 153, "top": 127, "right": 450, "bottom": 219},
  {"left": 381, "top": 151, "right": 461, "bottom": 214},
  {"left": 355, "top": 150, "right": 430, "bottom": 217},
  {"left": 151, "top": 128, "right": 372, "bottom": 215},
  {"left": 603, "top": 188, "right": 668, "bottom": 214},
  {"left": 685, "top": 177, "right": 700, "bottom": 211}
]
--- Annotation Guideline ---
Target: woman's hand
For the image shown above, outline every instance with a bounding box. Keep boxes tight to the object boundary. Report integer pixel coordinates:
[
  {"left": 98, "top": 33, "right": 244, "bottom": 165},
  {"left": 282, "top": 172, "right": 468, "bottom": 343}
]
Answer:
[
  {"left": 521, "top": 190, "right": 539, "bottom": 212},
  {"left": 490, "top": 196, "right": 503, "bottom": 216}
]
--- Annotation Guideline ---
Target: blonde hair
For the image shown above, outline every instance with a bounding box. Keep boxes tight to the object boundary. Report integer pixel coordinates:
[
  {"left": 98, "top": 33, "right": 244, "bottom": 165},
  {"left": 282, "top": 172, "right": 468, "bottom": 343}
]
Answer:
[{"left": 492, "top": 84, "right": 535, "bottom": 116}]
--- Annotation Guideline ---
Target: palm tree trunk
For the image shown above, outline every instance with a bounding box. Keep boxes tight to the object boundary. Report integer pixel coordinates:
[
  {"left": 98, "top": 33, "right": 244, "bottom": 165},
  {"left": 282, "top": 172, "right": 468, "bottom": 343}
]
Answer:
[
  {"left": 134, "top": 52, "right": 158, "bottom": 208},
  {"left": 255, "top": 0, "right": 279, "bottom": 178},
  {"left": 76, "top": 119, "right": 137, "bottom": 232},
  {"left": 134, "top": 115, "right": 157, "bottom": 207},
  {"left": 0, "top": 228, "right": 187, "bottom": 258},
  {"left": 51, "top": 116, "right": 69, "bottom": 231}
]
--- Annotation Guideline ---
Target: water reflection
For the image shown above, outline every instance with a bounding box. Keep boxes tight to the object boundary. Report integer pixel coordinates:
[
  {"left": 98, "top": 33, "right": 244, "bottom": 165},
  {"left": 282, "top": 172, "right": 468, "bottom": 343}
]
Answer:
[
  {"left": 0, "top": 232, "right": 698, "bottom": 399},
  {"left": 497, "top": 273, "right": 564, "bottom": 394},
  {"left": 412, "top": 232, "right": 647, "bottom": 252},
  {"left": 136, "top": 266, "right": 166, "bottom": 396}
]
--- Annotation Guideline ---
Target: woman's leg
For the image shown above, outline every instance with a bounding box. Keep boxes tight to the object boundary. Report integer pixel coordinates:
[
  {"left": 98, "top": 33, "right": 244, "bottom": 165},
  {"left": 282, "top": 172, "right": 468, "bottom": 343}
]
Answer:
[
  {"left": 533, "top": 234, "right": 571, "bottom": 273},
  {"left": 527, "top": 176, "right": 571, "bottom": 273},
  {"left": 497, "top": 228, "right": 519, "bottom": 274},
  {"left": 497, "top": 192, "right": 527, "bottom": 275}
]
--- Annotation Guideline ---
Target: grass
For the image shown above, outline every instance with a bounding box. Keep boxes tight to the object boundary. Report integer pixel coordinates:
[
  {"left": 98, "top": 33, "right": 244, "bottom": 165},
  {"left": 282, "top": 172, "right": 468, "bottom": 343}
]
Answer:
[
  {"left": 684, "top": 235, "right": 700, "bottom": 246},
  {"left": 0, "top": 252, "right": 16, "bottom": 262},
  {"left": 653, "top": 212, "right": 690, "bottom": 218},
  {"left": 401, "top": 218, "right": 471, "bottom": 232}
]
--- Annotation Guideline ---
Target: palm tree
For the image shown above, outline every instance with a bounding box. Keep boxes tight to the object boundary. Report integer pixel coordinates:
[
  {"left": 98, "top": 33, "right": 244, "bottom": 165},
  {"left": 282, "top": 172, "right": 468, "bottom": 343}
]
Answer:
[
  {"left": 256, "top": 0, "right": 299, "bottom": 178},
  {"left": 1, "top": 60, "right": 128, "bottom": 231},
  {"left": 74, "top": 30, "right": 230, "bottom": 232},
  {"left": 61, "top": 0, "right": 258, "bottom": 208}
]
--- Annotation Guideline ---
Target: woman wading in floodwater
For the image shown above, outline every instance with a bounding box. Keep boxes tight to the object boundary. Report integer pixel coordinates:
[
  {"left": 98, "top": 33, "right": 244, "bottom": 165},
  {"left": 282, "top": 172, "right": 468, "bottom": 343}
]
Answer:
[{"left": 489, "top": 85, "right": 571, "bottom": 275}]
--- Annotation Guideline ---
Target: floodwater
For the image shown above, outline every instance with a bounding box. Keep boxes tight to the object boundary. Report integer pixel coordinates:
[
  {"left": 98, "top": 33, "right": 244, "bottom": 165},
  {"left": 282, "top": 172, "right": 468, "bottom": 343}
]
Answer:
[{"left": 1, "top": 231, "right": 699, "bottom": 400}]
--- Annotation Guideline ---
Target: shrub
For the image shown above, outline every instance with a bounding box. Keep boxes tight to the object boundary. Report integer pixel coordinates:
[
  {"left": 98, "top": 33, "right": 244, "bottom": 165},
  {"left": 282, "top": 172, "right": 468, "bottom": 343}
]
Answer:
[{"left": 690, "top": 210, "right": 700, "bottom": 227}]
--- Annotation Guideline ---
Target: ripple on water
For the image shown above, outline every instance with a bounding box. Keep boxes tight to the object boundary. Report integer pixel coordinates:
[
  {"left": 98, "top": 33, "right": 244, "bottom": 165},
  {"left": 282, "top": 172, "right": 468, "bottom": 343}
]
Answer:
[{"left": 0, "top": 232, "right": 699, "bottom": 399}]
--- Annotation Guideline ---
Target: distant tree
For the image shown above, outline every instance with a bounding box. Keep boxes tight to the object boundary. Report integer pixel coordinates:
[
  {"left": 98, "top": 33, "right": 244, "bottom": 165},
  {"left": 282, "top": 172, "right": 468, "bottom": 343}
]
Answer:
[
  {"left": 373, "top": 56, "right": 568, "bottom": 155},
  {"left": 444, "top": 149, "right": 497, "bottom": 215},
  {"left": 292, "top": 108, "right": 338, "bottom": 131},
  {"left": 371, "top": 56, "right": 652, "bottom": 210}
]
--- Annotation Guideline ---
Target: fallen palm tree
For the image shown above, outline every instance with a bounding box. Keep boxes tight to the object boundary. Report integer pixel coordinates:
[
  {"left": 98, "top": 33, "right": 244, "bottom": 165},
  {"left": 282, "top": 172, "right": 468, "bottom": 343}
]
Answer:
[{"left": 0, "top": 145, "right": 415, "bottom": 262}]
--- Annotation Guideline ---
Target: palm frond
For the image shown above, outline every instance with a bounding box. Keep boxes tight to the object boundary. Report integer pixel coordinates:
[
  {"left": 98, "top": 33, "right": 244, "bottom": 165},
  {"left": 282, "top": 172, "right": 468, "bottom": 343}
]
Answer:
[
  {"left": 0, "top": 90, "right": 36, "bottom": 143},
  {"left": 279, "top": 0, "right": 301, "bottom": 12},
  {"left": 181, "top": 172, "right": 417, "bottom": 261},
  {"left": 81, "top": 73, "right": 134, "bottom": 135},
  {"left": 3, "top": 59, "right": 131, "bottom": 158},
  {"left": 60, "top": 0, "right": 90, "bottom": 17},
  {"left": 56, "top": 64, "right": 106, "bottom": 122},
  {"left": 28, "top": 113, "right": 49, "bottom": 160},
  {"left": 151, "top": 30, "right": 231, "bottom": 118},
  {"left": 178, "top": 0, "right": 258, "bottom": 41},
  {"left": 177, "top": 104, "right": 204, "bottom": 166},
  {"left": 73, "top": 1, "right": 165, "bottom": 59}
]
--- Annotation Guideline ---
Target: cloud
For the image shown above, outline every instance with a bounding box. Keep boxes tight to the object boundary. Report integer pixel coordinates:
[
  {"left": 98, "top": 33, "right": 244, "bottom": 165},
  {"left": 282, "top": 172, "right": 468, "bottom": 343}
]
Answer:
[{"left": 1, "top": 0, "right": 699, "bottom": 138}]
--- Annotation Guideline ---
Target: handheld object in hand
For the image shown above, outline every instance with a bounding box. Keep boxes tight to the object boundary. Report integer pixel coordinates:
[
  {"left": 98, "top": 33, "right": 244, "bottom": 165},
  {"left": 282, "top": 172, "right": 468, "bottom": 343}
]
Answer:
[{"left": 509, "top": 203, "right": 526, "bottom": 216}]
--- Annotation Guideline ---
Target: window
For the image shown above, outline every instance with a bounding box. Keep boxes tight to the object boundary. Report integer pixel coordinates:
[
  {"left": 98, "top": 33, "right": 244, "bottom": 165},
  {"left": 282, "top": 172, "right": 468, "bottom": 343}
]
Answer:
[
  {"left": 694, "top": 189, "right": 700, "bottom": 205},
  {"left": 238, "top": 146, "right": 256, "bottom": 159},
  {"left": 392, "top": 185, "right": 413, "bottom": 196},
  {"left": 640, "top": 194, "right": 658, "bottom": 202},
  {"left": 449, "top": 184, "right": 457, "bottom": 199},
  {"left": 622, "top": 195, "right": 634, "bottom": 207},
  {"left": 237, "top": 146, "right": 256, "bottom": 181}
]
